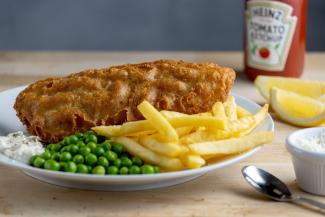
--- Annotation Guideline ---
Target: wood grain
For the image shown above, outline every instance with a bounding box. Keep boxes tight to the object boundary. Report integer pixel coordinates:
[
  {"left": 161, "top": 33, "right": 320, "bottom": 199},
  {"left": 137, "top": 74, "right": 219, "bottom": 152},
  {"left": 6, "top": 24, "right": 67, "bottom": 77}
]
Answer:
[{"left": 0, "top": 52, "right": 324, "bottom": 217}]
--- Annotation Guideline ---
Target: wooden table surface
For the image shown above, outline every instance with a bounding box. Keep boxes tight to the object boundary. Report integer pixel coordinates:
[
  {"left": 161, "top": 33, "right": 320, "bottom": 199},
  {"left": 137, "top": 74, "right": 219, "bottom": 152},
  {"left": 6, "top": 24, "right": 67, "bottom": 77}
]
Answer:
[{"left": 0, "top": 52, "right": 324, "bottom": 217}]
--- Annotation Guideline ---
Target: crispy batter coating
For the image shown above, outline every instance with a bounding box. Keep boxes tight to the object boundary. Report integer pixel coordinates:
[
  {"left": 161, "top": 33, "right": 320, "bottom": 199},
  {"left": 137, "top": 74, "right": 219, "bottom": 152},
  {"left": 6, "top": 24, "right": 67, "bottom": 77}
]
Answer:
[{"left": 14, "top": 59, "right": 235, "bottom": 143}]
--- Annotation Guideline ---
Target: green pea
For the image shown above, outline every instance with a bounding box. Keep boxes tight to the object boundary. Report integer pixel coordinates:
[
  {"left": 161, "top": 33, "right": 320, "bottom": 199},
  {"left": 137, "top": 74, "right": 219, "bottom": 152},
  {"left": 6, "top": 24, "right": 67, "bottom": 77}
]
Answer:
[
  {"left": 59, "top": 162, "right": 67, "bottom": 171},
  {"left": 107, "top": 166, "right": 119, "bottom": 175},
  {"left": 79, "top": 146, "right": 91, "bottom": 156},
  {"left": 60, "top": 152, "right": 72, "bottom": 162},
  {"left": 93, "top": 146, "right": 105, "bottom": 156},
  {"left": 44, "top": 160, "right": 61, "bottom": 171},
  {"left": 113, "top": 159, "right": 121, "bottom": 168},
  {"left": 112, "top": 143, "right": 123, "bottom": 155},
  {"left": 64, "top": 161, "right": 77, "bottom": 173},
  {"left": 119, "top": 167, "right": 128, "bottom": 175},
  {"left": 87, "top": 142, "right": 97, "bottom": 152},
  {"left": 73, "top": 154, "right": 84, "bottom": 164},
  {"left": 76, "top": 140, "right": 86, "bottom": 148},
  {"left": 87, "top": 165, "right": 92, "bottom": 173},
  {"left": 85, "top": 134, "right": 97, "bottom": 144},
  {"left": 60, "top": 145, "right": 71, "bottom": 153},
  {"left": 41, "top": 150, "right": 51, "bottom": 160},
  {"left": 92, "top": 165, "right": 106, "bottom": 175},
  {"left": 52, "top": 143, "right": 62, "bottom": 152},
  {"left": 68, "top": 135, "right": 79, "bottom": 144},
  {"left": 84, "top": 130, "right": 95, "bottom": 136},
  {"left": 51, "top": 153, "right": 61, "bottom": 161},
  {"left": 101, "top": 141, "right": 111, "bottom": 151},
  {"left": 85, "top": 153, "right": 97, "bottom": 166},
  {"left": 121, "top": 157, "right": 132, "bottom": 167},
  {"left": 153, "top": 166, "right": 160, "bottom": 173},
  {"left": 63, "top": 137, "right": 70, "bottom": 145},
  {"left": 76, "top": 164, "right": 89, "bottom": 174},
  {"left": 129, "top": 165, "right": 141, "bottom": 174},
  {"left": 46, "top": 143, "right": 55, "bottom": 151},
  {"left": 29, "top": 155, "right": 38, "bottom": 165},
  {"left": 70, "top": 145, "right": 79, "bottom": 155},
  {"left": 33, "top": 156, "right": 45, "bottom": 168},
  {"left": 104, "top": 150, "right": 117, "bottom": 162},
  {"left": 132, "top": 156, "right": 143, "bottom": 166},
  {"left": 98, "top": 156, "right": 109, "bottom": 167},
  {"left": 75, "top": 132, "right": 84, "bottom": 139},
  {"left": 141, "top": 165, "right": 154, "bottom": 174}
]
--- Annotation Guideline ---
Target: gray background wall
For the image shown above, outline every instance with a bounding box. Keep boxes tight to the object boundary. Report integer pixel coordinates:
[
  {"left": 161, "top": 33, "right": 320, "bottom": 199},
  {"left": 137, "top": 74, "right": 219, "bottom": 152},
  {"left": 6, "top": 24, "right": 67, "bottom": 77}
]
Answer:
[{"left": 1, "top": 0, "right": 324, "bottom": 51}]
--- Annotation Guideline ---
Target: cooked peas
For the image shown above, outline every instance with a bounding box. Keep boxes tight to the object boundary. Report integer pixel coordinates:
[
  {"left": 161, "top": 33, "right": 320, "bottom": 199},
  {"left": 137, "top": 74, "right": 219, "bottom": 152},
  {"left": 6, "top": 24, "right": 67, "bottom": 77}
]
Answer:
[
  {"left": 153, "top": 166, "right": 160, "bottom": 173},
  {"left": 70, "top": 145, "right": 79, "bottom": 155},
  {"left": 30, "top": 131, "right": 160, "bottom": 175},
  {"left": 141, "top": 165, "right": 155, "bottom": 174},
  {"left": 87, "top": 165, "right": 92, "bottom": 173},
  {"left": 87, "top": 142, "right": 97, "bottom": 152},
  {"left": 113, "top": 159, "right": 121, "bottom": 168},
  {"left": 60, "top": 145, "right": 70, "bottom": 153},
  {"left": 29, "top": 155, "right": 38, "bottom": 165},
  {"left": 33, "top": 156, "right": 45, "bottom": 168},
  {"left": 112, "top": 143, "right": 123, "bottom": 155},
  {"left": 132, "top": 156, "right": 143, "bottom": 166},
  {"left": 68, "top": 135, "right": 79, "bottom": 144},
  {"left": 129, "top": 165, "right": 141, "bottom": 174},
  {"left": 104, "top": 150, "right": 117, "bottom": 162},
  {"left": 73, "top": 154, "right": 84, "bottom": 164},
  {"left": 92, "top": 166, "right": 106, "bottom": 175},
  {"left": 41, "top": 150, "right": 51, "bottom": 160},
  {"left": 51, "top": 153, "right": 61, "bottom": 161},
  {"left": 63, "top": 137, "right": 70, "bottom": 146},
  {"left": 79, "top": 146, "right": 91, "bottom": 156},
  {"left": 76, "top": 141, "right": 85, "bottom": 148},
  {"left": 121, "top": 157, "right": 132, "bottom": 167},
  {"left": 44, "top": 160, "right": 60, "bottom": 171},
  {"left": 60, "top": 152, "right": 72, "bottom": 162},
  {"left": 85, "top": 134, "right": 97, "bottom": 144},
  {"left": 101, "top": 141, "right": 111, "bottom": 151},
  {"left": 75, "top": 132, "right": 83, "bottom": 139},
  {"left": 93, "top": 146, "right": 105, "bottom": 156},
  {"left": 65, "top": 161, "right": 77, "bottom": 173},
  {"left": 76, "top": 164, "right": 88, "bottom": 174},
  {"left": 119, "top": 167, "right": 128, "bottom": 175},
  {"left": 52, "top": 143, "right": 62, "bottom": 152},
  {"left": 59, "top": 162, "right": 67, "bottom": 171},
  {"left": 85, "top": 153, "right": 97, "bottom": 166},
  {"left": 107, "top": 166, "right": 119, "bottom": 175},
  {"left": 46, "top": 143, "right": 55, "bottom": 151},
  {"left": 98, "top": 156, "right": 109, "bottom": 167}
]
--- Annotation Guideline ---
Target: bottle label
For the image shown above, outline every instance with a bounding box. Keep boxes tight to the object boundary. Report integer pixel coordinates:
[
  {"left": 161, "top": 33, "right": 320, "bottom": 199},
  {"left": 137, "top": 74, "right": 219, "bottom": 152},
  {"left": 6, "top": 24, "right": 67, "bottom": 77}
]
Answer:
[{"left": 246, "top": 0, "right": 297, "bottom": 71}]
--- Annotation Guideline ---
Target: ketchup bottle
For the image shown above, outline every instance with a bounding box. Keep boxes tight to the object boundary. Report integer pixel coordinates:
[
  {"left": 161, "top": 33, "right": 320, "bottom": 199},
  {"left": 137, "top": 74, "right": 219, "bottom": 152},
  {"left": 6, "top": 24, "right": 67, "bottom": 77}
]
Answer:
[{"left": 244, "top": 0, "right": 307, "bottom": 80}]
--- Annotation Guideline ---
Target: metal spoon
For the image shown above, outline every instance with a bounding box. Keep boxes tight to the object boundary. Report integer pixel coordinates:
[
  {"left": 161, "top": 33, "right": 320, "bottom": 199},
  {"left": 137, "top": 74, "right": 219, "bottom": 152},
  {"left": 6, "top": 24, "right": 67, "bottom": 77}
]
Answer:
[{"left": 242, "top": 165, "right": 325, "bottom": 214}]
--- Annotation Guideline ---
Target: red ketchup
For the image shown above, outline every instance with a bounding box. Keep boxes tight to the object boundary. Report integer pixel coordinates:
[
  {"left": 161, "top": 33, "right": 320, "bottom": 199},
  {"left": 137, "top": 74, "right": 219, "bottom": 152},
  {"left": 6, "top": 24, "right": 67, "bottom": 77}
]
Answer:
[{"left": 244, "top": 0, "right": 307, "bottom": 80}]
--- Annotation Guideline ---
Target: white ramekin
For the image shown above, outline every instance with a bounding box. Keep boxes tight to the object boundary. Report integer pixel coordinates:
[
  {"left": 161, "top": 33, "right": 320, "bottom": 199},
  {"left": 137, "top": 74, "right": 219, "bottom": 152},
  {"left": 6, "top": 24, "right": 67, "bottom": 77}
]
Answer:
[{"left": 286, "top": 127, "right": 325, "bottom": 196}]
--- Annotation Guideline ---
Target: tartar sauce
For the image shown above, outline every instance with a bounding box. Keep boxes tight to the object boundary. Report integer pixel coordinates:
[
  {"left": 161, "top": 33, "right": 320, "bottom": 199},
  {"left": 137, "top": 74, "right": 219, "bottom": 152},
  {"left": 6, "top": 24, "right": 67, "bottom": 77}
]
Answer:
[
  {"left": 296, "top": 131, "right": 325, "bottom": 153},
  {"left": 0, "top": 131, "right": 44, "bottom": 163}
]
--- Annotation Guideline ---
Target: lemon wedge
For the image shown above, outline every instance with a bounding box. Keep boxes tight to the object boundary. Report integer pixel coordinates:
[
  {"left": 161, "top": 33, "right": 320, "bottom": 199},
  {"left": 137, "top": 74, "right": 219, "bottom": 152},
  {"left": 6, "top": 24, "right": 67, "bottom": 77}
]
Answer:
[
  {"left": 255, "top": 76, "right": 325, "bottom": 102},
  {"left": 270, "top": 87, "right": 325, "bottom": 127}
]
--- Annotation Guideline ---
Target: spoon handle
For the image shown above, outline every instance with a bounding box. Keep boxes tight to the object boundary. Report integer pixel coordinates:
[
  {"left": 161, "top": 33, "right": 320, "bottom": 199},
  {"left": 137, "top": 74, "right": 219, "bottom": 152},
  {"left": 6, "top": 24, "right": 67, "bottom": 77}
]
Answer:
[{"left": 292, "top": 196, "right": 325, "bottom": 214}]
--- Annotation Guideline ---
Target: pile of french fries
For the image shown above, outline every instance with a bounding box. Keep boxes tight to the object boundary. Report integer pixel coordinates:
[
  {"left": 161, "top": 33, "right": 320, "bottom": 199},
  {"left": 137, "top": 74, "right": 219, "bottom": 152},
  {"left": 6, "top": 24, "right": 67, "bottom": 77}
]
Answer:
[{"left": 92, "top": 96, "right": 273, "bottom": 171}]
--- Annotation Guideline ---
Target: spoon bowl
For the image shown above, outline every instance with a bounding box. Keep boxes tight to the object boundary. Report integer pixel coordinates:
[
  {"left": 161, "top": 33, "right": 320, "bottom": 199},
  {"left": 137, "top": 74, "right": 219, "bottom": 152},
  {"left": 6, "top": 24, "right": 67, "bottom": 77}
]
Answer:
[
  {"left": 242, "top": 165, "right": 292, "bottom": 201},
  {"left": 242, "top": 165, "right": 325, "bottom": 214}
]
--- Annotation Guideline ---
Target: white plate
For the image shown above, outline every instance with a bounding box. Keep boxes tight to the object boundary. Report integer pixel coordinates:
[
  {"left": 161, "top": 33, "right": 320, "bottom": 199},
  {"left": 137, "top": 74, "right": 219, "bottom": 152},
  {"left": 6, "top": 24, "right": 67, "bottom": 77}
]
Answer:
[{"left": 0, "top": 86, "right": 274, "bottom": 191}]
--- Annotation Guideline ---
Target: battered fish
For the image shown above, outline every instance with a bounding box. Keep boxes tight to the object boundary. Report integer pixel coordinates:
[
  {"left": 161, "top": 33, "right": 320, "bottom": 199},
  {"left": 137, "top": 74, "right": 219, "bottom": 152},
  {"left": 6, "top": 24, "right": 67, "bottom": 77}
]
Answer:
[{"left": 14, "top": 60, "right": 236, "bottom": 143}]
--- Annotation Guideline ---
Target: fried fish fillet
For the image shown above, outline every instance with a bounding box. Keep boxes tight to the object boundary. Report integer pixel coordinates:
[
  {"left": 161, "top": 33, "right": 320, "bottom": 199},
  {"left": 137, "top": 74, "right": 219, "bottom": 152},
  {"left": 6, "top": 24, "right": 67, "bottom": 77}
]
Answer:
[{"left": 14, "top": 59, "right": 236, "bottom": 143}]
